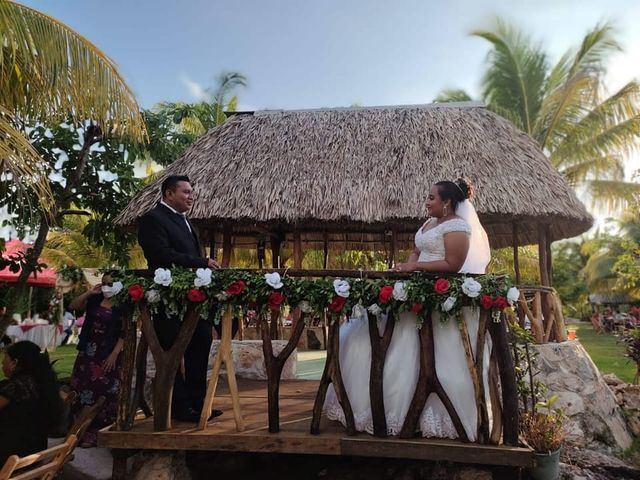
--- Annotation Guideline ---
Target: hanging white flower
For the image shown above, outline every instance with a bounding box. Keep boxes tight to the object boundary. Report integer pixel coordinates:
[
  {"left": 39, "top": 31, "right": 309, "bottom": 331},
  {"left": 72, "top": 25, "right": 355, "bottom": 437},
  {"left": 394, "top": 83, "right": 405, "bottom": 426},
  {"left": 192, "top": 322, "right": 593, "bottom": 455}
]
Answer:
[
  {"left": 194, "top": 268, "right": 212, "bottom": 287},
  {"left": 507, "top": 287, "right": 520, "bottom": 305},
  {"left": 298, "top": 301, "right": 314, "bottom": 313},
  {"left": 110, "top": 281, "right": 124, "bottom": 296},
  {"left": 153, "top": 268, "right": 173, "bottom": 286},
  {"left": 368, "top": 304, "right": 383, "bottom": 316},
  {"left": 461, "top": 277, "right": 482, "bottom": 298},
  {"left": 333, "top": 279, "right": 350, "bottom": 298},
  {"left": 145, "top": 289, "right": 161, "bottom": 303},
  {"left": 442, "top": 296, "right": 457, "bottom": 312},
  {"left": 265, "top": 272, "right": 283, "bottom": 289},
  {"left": 351, "top": 304, "right": 367, "bottom": 320},
  {"left": 216, "top": 291, "right": 230, "bottom": 301},
  {"left": 392, "top": 281, "right": 408, "bottom": 302}
]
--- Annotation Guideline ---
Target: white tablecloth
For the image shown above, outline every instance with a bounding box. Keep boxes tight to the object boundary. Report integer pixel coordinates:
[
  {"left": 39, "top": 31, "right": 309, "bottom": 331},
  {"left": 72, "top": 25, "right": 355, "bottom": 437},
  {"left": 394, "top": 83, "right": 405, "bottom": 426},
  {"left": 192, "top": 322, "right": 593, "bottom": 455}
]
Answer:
[{"left": 5, "top": 324, "right": 64, "bottom": 351}]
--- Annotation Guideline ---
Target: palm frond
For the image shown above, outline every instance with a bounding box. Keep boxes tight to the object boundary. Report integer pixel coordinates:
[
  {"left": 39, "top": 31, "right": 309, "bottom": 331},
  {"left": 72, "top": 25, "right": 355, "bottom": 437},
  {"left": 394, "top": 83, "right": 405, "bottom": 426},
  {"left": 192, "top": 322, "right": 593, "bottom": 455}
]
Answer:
[
  {"left": 433, "top": 89, "right": 473, "bottom": 103},
  {"left": 0, "top": 106, "right": 53, "bottom": 212},
  {"left": 472, "top": 18, "right": 547, "bottom": 135},
  {"left": 567, "top": 22, "right": 621, "bottom": 78},
  {"left": 583, "top": 180, "right": 640, "bottom": 212},
  {"left": 560, "top": 154, "right": 625, "bottom": 186},
  {"left": 0, "top": 0, "right": 145, "bottom": 141}
]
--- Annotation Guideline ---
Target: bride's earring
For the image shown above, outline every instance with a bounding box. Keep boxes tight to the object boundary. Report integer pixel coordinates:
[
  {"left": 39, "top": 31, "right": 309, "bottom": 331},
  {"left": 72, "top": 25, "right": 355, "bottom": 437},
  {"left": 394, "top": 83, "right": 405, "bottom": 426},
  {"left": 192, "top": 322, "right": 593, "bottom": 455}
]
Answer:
[{"left": 443, "top": 205, "right": 448, "bottom": 217}]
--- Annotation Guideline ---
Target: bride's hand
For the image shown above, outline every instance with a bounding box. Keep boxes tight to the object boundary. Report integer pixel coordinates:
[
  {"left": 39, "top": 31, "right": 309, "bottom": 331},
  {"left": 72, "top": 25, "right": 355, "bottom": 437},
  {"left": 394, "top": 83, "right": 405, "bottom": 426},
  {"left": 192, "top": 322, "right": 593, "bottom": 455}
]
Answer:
[{"left": 393, "top": 262, "right": 409, "bottom": 272}]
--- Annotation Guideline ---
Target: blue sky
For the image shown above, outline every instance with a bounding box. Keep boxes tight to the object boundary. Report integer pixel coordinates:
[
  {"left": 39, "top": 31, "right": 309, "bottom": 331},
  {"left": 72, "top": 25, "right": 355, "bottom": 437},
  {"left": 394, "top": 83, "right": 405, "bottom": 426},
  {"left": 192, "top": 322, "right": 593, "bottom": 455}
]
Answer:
[{"left": 22, "top": 0, "right": 640, "bottom": 112}]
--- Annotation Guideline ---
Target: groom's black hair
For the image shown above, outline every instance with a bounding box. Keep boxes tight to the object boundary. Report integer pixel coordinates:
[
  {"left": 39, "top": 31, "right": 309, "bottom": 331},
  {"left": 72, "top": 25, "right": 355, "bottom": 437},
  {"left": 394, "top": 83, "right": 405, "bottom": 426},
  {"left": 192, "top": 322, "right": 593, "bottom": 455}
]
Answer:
[{"left": 161, "top": 175, "right": 191, "bottom": 198}]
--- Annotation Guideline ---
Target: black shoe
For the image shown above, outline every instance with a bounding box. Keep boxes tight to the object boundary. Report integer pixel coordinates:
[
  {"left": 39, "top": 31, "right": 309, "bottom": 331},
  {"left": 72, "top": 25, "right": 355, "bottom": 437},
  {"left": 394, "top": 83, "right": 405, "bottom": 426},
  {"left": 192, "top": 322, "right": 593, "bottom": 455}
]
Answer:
[{"left": 173, "top": 407, "right": 223, "bottom": 423}]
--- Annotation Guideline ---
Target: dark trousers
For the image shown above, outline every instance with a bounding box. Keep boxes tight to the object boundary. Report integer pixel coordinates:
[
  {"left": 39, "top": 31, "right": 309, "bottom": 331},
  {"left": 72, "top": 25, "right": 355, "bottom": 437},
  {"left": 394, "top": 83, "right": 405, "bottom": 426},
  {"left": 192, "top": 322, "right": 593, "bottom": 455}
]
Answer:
[{"left": 154, "top": 313, "right": 213, "bottom": 413}]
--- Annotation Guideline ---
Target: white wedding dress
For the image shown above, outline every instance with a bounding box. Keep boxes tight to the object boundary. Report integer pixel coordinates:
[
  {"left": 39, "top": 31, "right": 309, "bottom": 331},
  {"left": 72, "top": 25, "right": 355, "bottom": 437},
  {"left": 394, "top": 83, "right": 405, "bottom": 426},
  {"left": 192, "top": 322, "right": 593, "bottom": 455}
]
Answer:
[{"left": 324, "top": 218, "right": 491, "bottom": 440}]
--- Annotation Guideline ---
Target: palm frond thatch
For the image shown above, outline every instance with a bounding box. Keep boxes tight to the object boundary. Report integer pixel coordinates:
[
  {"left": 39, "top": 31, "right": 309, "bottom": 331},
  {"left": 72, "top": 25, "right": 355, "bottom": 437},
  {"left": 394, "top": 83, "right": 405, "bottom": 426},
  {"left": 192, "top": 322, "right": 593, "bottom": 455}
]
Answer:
[{"left": 115, "top": 103, "right": 593, "bottom": 250}]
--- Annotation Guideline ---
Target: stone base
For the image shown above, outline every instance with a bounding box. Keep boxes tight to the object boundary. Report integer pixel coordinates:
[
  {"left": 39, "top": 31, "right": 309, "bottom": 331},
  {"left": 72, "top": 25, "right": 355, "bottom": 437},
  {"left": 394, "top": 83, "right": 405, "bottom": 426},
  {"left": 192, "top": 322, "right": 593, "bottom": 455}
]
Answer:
[
  {"left": 534, "top": 341, "right": 633, "bottom": 450},
  {"left": 208, "top": 340, "right": 297, "bottom": 380}
]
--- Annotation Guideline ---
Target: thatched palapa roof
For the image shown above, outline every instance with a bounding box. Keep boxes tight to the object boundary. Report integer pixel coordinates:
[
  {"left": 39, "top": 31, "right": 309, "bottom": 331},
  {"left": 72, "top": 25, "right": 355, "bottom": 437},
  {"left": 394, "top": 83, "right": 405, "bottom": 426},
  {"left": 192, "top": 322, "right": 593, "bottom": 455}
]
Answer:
[{"left": 116, "top": 102, "right": 593, "bottom": 251}]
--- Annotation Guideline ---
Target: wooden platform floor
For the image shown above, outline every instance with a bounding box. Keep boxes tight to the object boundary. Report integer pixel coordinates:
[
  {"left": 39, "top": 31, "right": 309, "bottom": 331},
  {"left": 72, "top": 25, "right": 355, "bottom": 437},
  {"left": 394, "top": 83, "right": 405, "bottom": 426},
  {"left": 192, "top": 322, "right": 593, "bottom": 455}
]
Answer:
[{"left": 99, "top": 378, "right": 534, "bottom": 468}]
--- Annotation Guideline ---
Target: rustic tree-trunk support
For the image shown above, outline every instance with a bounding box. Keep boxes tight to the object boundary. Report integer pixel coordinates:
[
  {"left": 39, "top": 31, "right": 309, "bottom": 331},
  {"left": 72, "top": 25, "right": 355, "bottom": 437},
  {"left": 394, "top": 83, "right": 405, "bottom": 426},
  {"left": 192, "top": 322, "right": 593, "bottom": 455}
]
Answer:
[
  {"left": 311, "top": 318, "right": 356, "bottom": 435},
  {"left": 261, "top": 308, "right": 306, "bottom": 433},
  {"left": 116, "top": 308, "right": 136, "bottom": 431},
  {"left": 138, "top": 301, "right": 203, "bottom": 431},
  {"left": 399, "top": 313, "right": 470, "bottom": 441},
  {"left": 367, "top": 310, "right": 396, "bottom": 437}
]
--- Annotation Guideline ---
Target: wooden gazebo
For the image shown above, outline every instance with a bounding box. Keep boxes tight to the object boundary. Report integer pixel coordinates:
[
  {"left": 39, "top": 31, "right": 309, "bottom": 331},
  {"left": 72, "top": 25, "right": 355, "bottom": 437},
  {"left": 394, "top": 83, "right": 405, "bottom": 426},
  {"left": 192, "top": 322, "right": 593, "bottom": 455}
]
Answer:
[{"left": 116, "top": 102, "right": 593, "bottom": 287}]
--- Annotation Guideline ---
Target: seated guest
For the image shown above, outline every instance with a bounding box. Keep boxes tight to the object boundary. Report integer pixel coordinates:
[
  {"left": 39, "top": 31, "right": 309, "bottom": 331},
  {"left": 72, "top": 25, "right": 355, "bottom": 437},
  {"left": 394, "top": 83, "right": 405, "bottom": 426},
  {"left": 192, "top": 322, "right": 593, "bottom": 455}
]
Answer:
[
  {"left": 68, "top": 272, "right": 126, "bottom": 447},
  {"left": 0, "top": 341, "right": 64, "bottom": 465}
]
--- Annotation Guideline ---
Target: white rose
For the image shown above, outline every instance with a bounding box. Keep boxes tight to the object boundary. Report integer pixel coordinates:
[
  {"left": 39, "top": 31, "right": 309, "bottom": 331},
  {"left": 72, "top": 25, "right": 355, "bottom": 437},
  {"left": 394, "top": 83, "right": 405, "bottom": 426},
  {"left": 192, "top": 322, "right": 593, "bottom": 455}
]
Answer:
[
  {"left": 216, "top": 291, "right": 230, "bottom": 301},
  {"left": 392, "top": 281, "right": 408, "bottom": 302},
  {"left": 153, "top": 268, "right": 172, "bottom": 286},
  {"left": 145, "top": 289, "right": 161, "bottom": 303},
  {"left": 368, "top": 304, "right": 382, "bottom": 316},
  {"left": 110, "top": 281, "right": 124, "bottom": 296},
  {"left": 507, "top": 287, "right": 520, "bottom": 305},
  {"left": 333, "top": 279, "right": 350, "bottom": 298},
  {"left": 461, "top": 277, "right": 482, "bottom": 298},
  {"left": 442, "top": 296, "right": 457, "bottom": 312},
  {"left": 298, "top": 301, "right": 313, "bottom": 313},
  {"left": 194, "top": 268, "right": 212, "bottom": 287},
  {"left": 265, "top": 272, "right": 283, "bottom": 289}
]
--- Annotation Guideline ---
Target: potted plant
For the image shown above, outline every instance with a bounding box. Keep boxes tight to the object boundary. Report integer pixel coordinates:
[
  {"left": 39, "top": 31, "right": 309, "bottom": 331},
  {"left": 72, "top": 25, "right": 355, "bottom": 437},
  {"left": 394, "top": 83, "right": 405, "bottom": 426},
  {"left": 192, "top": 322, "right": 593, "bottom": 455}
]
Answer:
[{"left": 521, "top": 395, "right": 566, "bottom": 480}]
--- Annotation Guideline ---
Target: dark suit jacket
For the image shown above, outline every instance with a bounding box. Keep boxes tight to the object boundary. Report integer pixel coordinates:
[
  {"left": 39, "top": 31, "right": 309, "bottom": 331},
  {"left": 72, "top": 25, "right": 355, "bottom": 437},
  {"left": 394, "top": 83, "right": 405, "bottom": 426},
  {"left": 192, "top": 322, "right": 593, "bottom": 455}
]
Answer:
[{"left": 138, "top": 203, "right": 209, "bottom": 271}]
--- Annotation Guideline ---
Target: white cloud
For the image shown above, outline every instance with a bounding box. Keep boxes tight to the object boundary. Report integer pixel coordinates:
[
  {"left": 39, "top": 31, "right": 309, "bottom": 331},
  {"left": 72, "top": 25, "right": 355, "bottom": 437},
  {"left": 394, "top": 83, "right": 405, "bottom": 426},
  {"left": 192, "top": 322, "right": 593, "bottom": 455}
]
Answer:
[{"left": 180, "top": 72, "right": 209, "bottom": 101}]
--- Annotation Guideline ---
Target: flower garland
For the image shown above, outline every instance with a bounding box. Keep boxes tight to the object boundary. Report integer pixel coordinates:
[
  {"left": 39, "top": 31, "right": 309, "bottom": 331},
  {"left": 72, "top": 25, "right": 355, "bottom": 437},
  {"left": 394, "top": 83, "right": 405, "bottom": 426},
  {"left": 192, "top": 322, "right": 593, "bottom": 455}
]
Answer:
[{"left": 112, "top": 268, "right": 519, "bottom": 325}]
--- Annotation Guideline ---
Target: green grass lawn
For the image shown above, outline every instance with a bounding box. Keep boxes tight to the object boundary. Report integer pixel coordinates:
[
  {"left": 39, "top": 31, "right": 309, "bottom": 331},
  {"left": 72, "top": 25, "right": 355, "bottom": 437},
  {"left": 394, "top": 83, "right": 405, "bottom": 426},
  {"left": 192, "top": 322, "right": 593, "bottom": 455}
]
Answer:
[{"left": 571, "top": 323, "right": 636, "bottom": 383}]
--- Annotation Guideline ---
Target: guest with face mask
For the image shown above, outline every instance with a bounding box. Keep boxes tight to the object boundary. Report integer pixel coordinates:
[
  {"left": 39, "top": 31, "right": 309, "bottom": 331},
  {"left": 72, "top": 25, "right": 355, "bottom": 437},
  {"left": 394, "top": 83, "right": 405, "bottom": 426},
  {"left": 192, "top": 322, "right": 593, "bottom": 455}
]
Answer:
[{"left": 67, "top": 272, "right": 126, "bottom": 447}]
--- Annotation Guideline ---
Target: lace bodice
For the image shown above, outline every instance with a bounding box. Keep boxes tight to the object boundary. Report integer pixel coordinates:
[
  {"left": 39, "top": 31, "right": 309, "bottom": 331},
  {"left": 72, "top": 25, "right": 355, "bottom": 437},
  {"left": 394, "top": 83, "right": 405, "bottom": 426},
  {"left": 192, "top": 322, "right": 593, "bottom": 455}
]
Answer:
[{"left": 415, "top": 218, "right": 471, "bottom": 262}]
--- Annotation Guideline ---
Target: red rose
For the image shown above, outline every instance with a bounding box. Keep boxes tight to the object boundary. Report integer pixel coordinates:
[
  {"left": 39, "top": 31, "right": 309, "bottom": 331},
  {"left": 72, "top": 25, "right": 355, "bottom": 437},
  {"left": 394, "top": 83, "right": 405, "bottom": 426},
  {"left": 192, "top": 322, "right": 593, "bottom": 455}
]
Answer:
[
  {"left": 128, "top": 284, "right": 144, "bottom": 302},
  {"left": 328, "top": 295, "right": 347, "bottom": 313},
  {"left": 480, "top": 295, "right": 494, "bottom": 310},
  {"left": 268, "top": 291, "right": 286, "bottom": 311},
  {"left": 378, "top": 285, "right": 394, "bottom": 304},
  {"left": 493, "top": 296, "right": 509, "bottom": 310},
  {"left": 434, "top": 278, "right": 450, "bottom": 294},
  {"left": 224, "top": 280, "right": 246, "bottom": 296},
  {"left": 410, "top": 303, "right": 424, "bottom": 314},
  {"left": 187, "top": 288, "right": 207, "bottom": 303}
]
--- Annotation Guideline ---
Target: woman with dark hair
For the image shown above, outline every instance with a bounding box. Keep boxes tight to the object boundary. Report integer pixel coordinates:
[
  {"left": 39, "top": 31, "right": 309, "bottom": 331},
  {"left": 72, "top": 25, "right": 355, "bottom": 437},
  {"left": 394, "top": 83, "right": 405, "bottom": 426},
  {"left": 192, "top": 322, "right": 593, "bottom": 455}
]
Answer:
[
  {"left": 325, "top": 178, "right": 492, "bottom": 439},
  {"left": 0, "top": 340, "right": 64, "bottom": 464},
  {"left": 68, "top": 272, "right": 126, "bottom": 447}
]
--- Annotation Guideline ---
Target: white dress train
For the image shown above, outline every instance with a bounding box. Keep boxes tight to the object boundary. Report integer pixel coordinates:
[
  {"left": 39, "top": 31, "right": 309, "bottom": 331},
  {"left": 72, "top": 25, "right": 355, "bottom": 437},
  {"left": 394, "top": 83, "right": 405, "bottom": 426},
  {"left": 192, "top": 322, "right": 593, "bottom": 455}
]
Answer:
[{"left": 324, "top": 218, "right": 492, "bottom": 439}]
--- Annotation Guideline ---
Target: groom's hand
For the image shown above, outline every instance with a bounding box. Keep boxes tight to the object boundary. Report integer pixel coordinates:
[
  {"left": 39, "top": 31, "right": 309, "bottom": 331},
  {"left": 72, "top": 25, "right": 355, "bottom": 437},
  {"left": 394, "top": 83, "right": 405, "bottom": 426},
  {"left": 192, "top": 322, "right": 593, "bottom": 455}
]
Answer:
[{"left": 207, "top": 258, "right": 220, "bottom": 269}]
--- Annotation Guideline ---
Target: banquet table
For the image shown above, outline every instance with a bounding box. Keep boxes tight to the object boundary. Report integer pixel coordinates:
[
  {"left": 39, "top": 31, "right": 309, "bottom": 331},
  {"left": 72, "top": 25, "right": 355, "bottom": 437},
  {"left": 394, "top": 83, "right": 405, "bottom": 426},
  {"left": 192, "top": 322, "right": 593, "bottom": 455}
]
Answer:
[{"left": 5, "top": 324, "right": 64, "bottom": 351}]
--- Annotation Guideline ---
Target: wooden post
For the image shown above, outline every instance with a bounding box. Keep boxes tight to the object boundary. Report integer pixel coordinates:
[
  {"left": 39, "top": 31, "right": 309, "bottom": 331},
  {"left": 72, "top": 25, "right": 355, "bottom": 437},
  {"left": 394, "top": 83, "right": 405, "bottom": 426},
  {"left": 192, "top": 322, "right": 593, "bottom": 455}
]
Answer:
[
  {"left": 222, "top": 224, "right": 232, "bottom": 267},
  {"left": 198, "top": 305, "right": 244, "bottom": 431},
  {"left": 293, "top": 231, "right": 303, "bottom": 268},
  {"left": 387, "top": 230, "right": 396, "bottom": 269},
  {"left": 323, "top": 232, "right": 329, "bottom": 269},
  {"left": 546, "top": 225, "right": 553, "bottom": 287},
  {"left": 208, "top": 228, "right": 216, "bottom": 260},
  {"left": 115, "top": 308, "right": 136, "bottom": 431},
  {"left": 261, "top": 308, "right": 306, "bottom": 433},
  {"left": 538, "top": 224, "right": 550, "bottom": 287},
  {"left": 271, "top": 234, "right": 282, "bottom": 269},
  {"left": 368, "top": 310, "right": 396, "bottom": 436},
  {"left": 512, "top": 223, "right": 521, "bottom": 285}
]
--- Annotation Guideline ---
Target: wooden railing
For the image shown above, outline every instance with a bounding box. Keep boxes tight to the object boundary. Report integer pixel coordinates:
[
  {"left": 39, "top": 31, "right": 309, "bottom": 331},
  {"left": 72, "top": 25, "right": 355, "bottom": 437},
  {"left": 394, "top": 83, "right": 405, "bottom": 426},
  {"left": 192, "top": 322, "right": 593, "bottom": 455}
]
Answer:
[
  {"left": 112, "top": 270, "right": 520, "bottom": 447},
  {"left": 513, "top": 286, "right": 567, "bottom": 343}
]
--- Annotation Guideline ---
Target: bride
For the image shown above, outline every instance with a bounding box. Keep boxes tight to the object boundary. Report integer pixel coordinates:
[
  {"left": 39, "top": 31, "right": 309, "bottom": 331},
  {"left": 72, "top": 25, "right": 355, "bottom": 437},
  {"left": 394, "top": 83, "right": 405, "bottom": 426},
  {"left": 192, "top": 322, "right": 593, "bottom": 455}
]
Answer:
[{"left": 324, "top": 178, "right": 491, "bottom": 439}]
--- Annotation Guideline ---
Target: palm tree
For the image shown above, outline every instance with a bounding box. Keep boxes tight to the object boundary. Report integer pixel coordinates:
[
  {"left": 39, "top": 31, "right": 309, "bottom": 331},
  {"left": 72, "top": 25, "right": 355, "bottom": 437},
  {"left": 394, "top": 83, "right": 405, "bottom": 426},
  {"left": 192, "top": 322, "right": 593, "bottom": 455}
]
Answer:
[
  {"left": 0, "top": 0, "right": 145, "bottom": 208},
  {"left": 155, "top": 72, "right": 247, "bottom": 137},
  {"left": 435, "top": 20, "right": 640, "bottom": 211}
]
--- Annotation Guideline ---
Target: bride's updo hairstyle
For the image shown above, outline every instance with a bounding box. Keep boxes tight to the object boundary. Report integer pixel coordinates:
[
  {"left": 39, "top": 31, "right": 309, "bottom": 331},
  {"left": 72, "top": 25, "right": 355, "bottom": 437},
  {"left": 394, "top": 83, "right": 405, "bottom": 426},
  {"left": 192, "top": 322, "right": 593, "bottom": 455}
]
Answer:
[{"left": 435, "top": 177, "right": 474, "bottom": 213}]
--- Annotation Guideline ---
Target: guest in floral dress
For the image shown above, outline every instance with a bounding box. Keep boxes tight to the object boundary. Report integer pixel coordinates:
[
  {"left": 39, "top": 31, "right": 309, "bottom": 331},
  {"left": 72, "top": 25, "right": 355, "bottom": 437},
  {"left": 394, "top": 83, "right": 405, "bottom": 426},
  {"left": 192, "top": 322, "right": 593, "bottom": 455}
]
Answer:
[{"left": 68, "top": 273, "right": 126, "bottom": 447}]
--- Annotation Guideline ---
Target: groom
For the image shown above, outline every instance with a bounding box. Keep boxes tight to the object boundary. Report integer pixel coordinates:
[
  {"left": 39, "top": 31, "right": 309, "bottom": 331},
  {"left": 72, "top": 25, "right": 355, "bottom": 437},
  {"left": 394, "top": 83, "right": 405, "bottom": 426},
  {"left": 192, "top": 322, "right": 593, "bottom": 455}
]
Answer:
[{"left": 138, "top": 174, "right": 221, "bottom": 422}]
